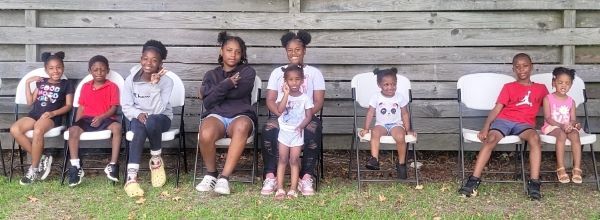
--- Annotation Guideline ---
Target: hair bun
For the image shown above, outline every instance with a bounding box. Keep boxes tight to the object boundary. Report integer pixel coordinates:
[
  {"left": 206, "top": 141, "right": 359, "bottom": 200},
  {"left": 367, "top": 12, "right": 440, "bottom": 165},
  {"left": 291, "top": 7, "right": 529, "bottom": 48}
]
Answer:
[
  {"left": 390, "top": 67, "right": 398, "bottom": 74},
  {"left": 372, "top": 68, "right": 380, "bottom": 75},
  {"left": 54, "top": 51, "right": 65, "bottom": 60},
  {"left": 217, "top": 31, "right": 228, "bottom": 44},
  {"left": 41, "top": 52, "right": 51, "bottom": 62},
  {"left": 296, "top": 30, "right": 312, "bottom": 46}
]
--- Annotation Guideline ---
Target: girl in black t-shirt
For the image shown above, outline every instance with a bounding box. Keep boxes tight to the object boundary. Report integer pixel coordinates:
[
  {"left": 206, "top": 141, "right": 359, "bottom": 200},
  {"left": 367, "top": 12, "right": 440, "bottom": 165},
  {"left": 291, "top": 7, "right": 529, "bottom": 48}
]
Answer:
[{"left": 10, "top": 51, "right": 74, "bottom": 185}]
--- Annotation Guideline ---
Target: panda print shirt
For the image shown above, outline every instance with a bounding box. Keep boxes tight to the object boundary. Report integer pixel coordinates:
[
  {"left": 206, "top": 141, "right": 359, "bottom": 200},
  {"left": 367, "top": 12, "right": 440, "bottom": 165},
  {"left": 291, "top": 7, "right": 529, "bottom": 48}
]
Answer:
[{"left": 368, "top": 92, "right": 409, "bottom": 126}]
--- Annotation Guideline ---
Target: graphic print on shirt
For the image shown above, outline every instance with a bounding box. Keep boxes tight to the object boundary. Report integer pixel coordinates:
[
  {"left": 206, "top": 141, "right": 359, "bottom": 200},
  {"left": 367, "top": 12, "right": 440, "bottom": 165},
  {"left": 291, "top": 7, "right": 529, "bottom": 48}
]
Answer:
[
  {"left": 551, "top": 104, "right": 570, "bottom": 124},
  {"left": 516, "top": 90, "right": 532, "bottom": 107},
  {"left": 282, "top": 98, "right": 304, "bottom": 126},
  {"left": 378, "top": 102, "right": 399, "bottom": 123},
  {"left": 36, "top": 84, "right": 61, "bottom": 107}
]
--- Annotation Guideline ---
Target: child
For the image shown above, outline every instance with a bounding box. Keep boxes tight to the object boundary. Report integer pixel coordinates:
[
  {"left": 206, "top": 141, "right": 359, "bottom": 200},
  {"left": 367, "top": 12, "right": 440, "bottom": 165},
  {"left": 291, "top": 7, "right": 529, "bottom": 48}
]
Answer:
[
  {"left": 541, "top": 67, "right": 582, "bottom": 184},
  {"left": 66, "top": 55, "right": 122, "bottom": 187},
  {"left": 10, "top": 51, "right": 74, "bottom": 185},
  {"left": 274, "top": 65, "right": 314, "bottom": 200},
  {"left": 359, "top": 67, "right": 414, "bottom": 179},
  {"left": 458, "top": 53, "right": 549, "bottom": 200}
]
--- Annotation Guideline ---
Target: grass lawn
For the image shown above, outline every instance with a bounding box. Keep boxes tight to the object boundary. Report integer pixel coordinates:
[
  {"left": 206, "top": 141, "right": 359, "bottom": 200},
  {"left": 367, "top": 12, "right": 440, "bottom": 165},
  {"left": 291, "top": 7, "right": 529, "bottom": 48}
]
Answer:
[{"left": 1, "top": 173, "right": 600, "bottom": 219}]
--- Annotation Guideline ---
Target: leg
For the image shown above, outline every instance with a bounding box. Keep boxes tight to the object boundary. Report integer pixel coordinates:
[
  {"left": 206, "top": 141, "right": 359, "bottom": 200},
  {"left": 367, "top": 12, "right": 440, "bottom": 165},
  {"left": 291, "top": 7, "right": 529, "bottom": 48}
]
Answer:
[
  {"left": 30, "top": 118, "right": 55, "bottom": 168},
  {"left": 289, "top": 146, "right": 302, "bottom": 190},
  {"left": 9, "top": 117, "right": 36, "bottom": 153},
  {"left": 300, "top": 115, "right": 322, "bottom": 178},
  {"left": 261, "top": 117, "right": 279, "bottom": 177},
  {"left": 221, "top": 116, "right": 253, "bottom": 177},
  {"left": 390, "top": 126, "right": 407, "bottom": 164},
  {"left": 471, "top": 130, "right": 503, "bottom": 178},
  {"left": 520, "top": 129, "right": 542, "bottom": 179},
  {"left": 276, "top": 142, "right": 289, "bottom": 191},
  {"left": 568, "top": 131, "right": 583, "bottom": 183},
  {"left": 128, "top": 119, "right": 147, "bottom": 166},
  {"left": 67, "top": 126, "right": 84, "bottom": 160},
  {"left": 548, "top": 128, "right": 569, "bottom": 179},
  {"left": 369, "top": 126, "right": 386, "bottom": 159},
  {"left": 108, "top": 122, "right": 122, "bottom": 163},
  {"left": 198, "top": 117, "right": 225, "bottom": 173},
  {"left": 144, "top": 114, "right": 171, "bottom": 152}
]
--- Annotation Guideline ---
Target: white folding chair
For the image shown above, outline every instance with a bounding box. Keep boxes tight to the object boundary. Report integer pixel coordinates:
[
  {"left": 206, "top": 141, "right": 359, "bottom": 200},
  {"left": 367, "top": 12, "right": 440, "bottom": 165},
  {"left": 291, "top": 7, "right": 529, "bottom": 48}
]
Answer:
[
  {"left": 531, "top": 73, "right": 599, "bottom": 190},
  {"left": 193, "top": 76, "right": 261, "bottom": 186},
  {"left": 9, "top": 68, "right": 69, "bottom": 182},
  {"left": 60, "top": 70, "right": 125, "bottom": 184},
  {"left": 350, "top": 72, "right": 419, "bottom": 190},
  {"left": 124, "top": 70, "right": 187, "bottom": 188},
  {"left": 457, "top": 73, "right": 527, "bottom": 190}
]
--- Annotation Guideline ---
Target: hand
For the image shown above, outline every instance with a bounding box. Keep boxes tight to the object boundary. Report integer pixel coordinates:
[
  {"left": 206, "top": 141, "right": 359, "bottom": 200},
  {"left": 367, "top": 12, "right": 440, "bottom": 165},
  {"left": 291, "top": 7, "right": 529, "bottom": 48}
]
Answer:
[
  {"left": 26, "top": 76, "right": 42, "bottom": 84},
  {"left": 229, "top": 72, "right": 241, "bottom": 88},
  {"left": 562, "top": 123, "right": 573, "bottom": 133},
  {"left": 572, "top": 121, "right": 581, "bottom": 131},
  {"left": 295, "top": 126, "right": 303, "bottom": 134},
  {"left": 90, "top": 116, "right": 104, "bottom": 127},
  {"left": 477, "top": 128, "right": 489, "bottom": 142},
  {"left": 150, "top": 68, "right": 167, "bottom": 84},
  {"left": 137, "top": 113, "right": 148, "bottom": 124},
  {"left": 406, "top": 130, "right": 417, "bottom": 138},
  {"left": 282, "top": 83, "right": 290, "bottom": 95},
  {"left": 359, "top": 129, "right": 369, "bottom": 137},
  {"left": 41, "top": 111, "right": 55, "bottom": 119}
]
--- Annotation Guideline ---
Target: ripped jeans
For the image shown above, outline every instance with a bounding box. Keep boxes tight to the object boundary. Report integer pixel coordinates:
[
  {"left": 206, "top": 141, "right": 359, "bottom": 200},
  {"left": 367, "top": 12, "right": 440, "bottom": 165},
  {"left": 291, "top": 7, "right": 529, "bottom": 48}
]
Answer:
[{"left": 262, "top": 115, "right": 322, "bottom": 177}]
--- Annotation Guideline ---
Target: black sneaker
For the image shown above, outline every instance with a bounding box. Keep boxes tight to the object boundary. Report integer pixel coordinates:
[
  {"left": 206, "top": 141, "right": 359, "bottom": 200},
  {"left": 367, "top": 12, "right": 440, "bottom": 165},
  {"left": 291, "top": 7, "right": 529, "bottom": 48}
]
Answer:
[
  {"left": 104, "top": 164, "right": 119, "bottom": 182},
  {"left": 68, "top": 166, "right": 84, "bottom": 187},
  {"left": 19, "top": 168, "right": 39, "bottom": 186},
  {"left": 458, "top": 176, "right": 481, "bottom": 197},
  {"left": 396, "top": 163, "right": 408, "bottom": 179},
  {"left": 365, "top": 156, "right": 380, "bottom": 170},
  {"left": 527, "top": 179, "right": 542, "bottom": 201}
]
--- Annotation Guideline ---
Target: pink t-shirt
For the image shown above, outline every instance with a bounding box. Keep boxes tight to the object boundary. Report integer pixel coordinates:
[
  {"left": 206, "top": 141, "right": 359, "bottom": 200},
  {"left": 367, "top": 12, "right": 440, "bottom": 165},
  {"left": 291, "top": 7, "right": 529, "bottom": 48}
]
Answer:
[
  {"left": 541, "top": 93, "right": 574, "bottom": 134},
  {"left": 496, "top": 81, "right": 548, "bottom": 126}
]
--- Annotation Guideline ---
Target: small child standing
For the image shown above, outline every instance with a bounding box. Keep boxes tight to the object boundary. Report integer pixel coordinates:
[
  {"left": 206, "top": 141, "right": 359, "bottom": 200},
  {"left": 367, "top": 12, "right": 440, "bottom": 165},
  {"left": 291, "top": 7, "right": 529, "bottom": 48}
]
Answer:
[
  {"left": 66, "top": 55, "right": 122, "bottom": 186},
  {"left": 359, "top": 68, "right": 414, "bottom": 179},
  {"left": 541, "top": 67, "right": 583, "bottom": 184},
  {"left": 275, "top": 65, "right": 314, "bottom": 200}
]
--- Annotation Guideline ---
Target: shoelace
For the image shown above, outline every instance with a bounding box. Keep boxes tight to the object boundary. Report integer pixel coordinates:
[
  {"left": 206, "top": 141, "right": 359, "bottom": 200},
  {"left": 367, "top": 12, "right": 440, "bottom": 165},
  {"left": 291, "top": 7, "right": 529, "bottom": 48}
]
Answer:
[{"left": 25, "top": 169, "right": 36, "bottom": 179}]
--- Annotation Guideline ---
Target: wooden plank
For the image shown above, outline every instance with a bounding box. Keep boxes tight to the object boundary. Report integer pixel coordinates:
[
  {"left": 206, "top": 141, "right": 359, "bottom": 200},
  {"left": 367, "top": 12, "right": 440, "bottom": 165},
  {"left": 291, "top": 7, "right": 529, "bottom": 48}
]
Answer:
[
  {"left": 0, "top": 0, "right": 289, "bottom": 12},
  {"left": 301, "top": 0, "right": 600, "bottom": 12},
  {"left": 38, "top": 46, "right": 561, "bottom": 65},
  {"left": 38, "top": 11, "right": 562, "bottom": 29},
  {"left": 3, "top": 27, "right": 600, "bottom": 46},
  {"left": 576, "top": 10, "right": 600, "bottom": 28},
  {"left": 575, "top": 46, "right": 600, "bottom": 64},
  {"left": 562, "top": 10, "right": 576, "bottom": 65},
  {"left": 0, "top": 45, "right": 25, "bottom": 61},
  {"left": 4, "top": 62, "right": 600, "bottom": 82},
  {"left": 0, "top": 9, "right": 24, "bottom": 27}
]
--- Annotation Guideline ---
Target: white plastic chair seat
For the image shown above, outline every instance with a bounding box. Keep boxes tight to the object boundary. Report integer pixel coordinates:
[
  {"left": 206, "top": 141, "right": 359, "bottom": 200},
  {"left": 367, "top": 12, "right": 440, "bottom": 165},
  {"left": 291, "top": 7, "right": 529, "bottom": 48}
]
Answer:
[
  {"left": 356, "top": 128, "right": 417, "bottom": 144},
  {"left": 539, "top": 130, "right": 597, "bottom": 146},
  {"left": 25, "top": 126, "right": 65, "bottom": 138},
  {"left": 462, "top": 128, "right": 522, "bottom": 144},
  {"left": 63, "top": 130, "right": 112, "bottom": 141},
  {"left": 215, "top": 135, "right": 254, "bottom": 146},
  {"left": 126, "top": 129, "right": 180, "bottom": 142}
]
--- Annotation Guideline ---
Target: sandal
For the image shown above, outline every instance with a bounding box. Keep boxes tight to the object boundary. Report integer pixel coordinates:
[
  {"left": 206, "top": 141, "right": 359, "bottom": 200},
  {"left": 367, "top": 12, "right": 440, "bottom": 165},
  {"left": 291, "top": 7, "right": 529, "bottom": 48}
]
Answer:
[
  {"left": 572, "top": 168, "right": 583, "bottom": 184},
  {"left": 556, "top": 167, "right": 570, "bottom": 183},
  {"left": 274, "top": 189, "right": 286, "bottom": 201},
  {"left": 150, "top": 156, "right": 166, "bottom": 187},
  {"left": 287, "top": 190, "right": 298, "bottom": 199},
  {"left": 124, "top": 179, "right": 145, "bottom": 197}
]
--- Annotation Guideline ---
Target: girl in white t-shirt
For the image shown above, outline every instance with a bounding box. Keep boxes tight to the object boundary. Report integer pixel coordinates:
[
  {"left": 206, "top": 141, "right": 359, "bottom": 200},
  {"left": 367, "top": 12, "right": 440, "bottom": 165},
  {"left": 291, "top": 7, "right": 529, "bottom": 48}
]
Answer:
[
  {"left": 359, "top": 68, "right": 415, "bottom": 179},
  {"left": 274, "top": 65, "right": 314, "bottom": 200}
]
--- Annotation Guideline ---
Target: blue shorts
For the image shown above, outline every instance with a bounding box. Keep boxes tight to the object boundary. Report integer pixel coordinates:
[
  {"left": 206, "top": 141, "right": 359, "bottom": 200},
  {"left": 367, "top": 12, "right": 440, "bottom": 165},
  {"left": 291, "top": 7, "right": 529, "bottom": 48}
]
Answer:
[
  {"left": 489, "top": 118, "right": 532, "bottom": 137},
  {"left": 205, "top": 114, "right": 254, "bottom": 137},
  {"left": 377, "top": 123, "right": 404, "bottom": 136}
]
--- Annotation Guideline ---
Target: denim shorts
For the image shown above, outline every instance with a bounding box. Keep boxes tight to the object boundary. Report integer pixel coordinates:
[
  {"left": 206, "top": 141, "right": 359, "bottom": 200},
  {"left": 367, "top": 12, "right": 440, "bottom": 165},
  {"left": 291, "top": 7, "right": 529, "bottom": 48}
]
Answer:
[
  {"left": 205, "top": 114, "right": 254, "bottom": 137},
  {"left": 377, "top": 123, "right": 404, "bottom": 136},
  {"left": 490, "top": 118, "right": 533, "bottom": 137}
]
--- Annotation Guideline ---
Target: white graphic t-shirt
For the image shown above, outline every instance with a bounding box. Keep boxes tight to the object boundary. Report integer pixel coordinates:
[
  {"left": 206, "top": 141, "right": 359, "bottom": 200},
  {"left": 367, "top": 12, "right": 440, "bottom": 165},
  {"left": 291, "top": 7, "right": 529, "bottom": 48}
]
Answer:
[
  {"left": 276, "top": 93, "right": 314, "bottom": 131},
  {"left": 368, "top": 92, "right": 409, "bottom": 126}
]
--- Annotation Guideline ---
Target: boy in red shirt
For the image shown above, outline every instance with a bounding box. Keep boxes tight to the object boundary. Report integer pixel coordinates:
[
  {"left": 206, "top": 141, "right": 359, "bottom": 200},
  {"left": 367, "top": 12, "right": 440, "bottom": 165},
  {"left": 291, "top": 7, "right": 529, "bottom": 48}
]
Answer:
[
  {"left": 458, "top": 53, "right": 549, "bottom": 200},
  {"left": 67, "top": 55, "right": 122, "bottom": 186}
]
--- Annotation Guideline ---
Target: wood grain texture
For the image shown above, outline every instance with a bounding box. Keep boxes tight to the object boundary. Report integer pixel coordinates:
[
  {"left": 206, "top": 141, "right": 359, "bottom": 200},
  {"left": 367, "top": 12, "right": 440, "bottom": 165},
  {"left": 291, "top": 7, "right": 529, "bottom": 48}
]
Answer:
[
  {"left": 0, "top": 9, "right": 24, "bottom": 27},
  {"left": 0, "top": 45, "right": 25, "bottom": 61},
  {"left": 38, "top": 11, "right": 561, "bottom": 29},
  {"left": 576, "top": 10, "right": 600, "bottom": 27},
  {"left": 575, "top": 46, "right": 600, "bottom": 64}
]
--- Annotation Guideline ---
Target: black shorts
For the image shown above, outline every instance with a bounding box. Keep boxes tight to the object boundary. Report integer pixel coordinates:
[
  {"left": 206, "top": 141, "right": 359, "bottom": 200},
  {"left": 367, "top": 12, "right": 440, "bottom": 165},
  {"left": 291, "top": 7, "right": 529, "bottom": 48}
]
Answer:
[
  {"left": 72, "top": 117, "right": 118, "bottom": 132},
  {"left": 27, "top": 112, "right": 63, "bottom": 126}
]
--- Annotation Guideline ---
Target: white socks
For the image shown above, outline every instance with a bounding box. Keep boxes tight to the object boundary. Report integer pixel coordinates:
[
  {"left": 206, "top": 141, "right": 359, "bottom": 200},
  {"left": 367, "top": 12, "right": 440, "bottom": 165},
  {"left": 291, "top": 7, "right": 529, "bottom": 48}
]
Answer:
[{"left": 70, "top": 159, "right": 81, "bottom": 168}]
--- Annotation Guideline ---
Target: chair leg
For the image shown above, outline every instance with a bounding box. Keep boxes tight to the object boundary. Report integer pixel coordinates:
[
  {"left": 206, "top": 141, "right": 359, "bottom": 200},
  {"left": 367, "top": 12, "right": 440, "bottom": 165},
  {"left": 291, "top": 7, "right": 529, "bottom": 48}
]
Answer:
[
  {"left": 349, "top": 133, "right": 355, "bottom": 180},
  {"left": 412, "top": 143, "right": 419, "bottom": 186},
  {"left": 60, "top": 140, "right": 69, "bottom": 185},
  {"left": 122, "top": 140, "right": 130, "bottom": 186},
  {"left": 355, "top": 137, "right": 362, "bottom": 191},
  {"left": 520, "top": 143, "right": 527, "bottom": 193},
  {"left": 459, "top": 140, "right": 466, "bottom": 183},
  {"left": 589, "top": 144, "right": 600, "bottom": 191},
  {"left": 9, "top": 138, "right": 16, "bottom": 182},
  {"left": 175, "top": 140, "right": 181, "bottom": 188},
  {"left": 252, "top": 140, "right": 258, "bottom": 185},
  {"left": 182, "top": 133, "right": 188, "bottom": 174},
  {"left": 1, "top": 139, "right": 5, "bottom": 176},
  {"left": 192, "top": 140, "right": 200, "bottom": 187},
  {"left": 320, "top": 138, "right": 324, "bottom": 179}
]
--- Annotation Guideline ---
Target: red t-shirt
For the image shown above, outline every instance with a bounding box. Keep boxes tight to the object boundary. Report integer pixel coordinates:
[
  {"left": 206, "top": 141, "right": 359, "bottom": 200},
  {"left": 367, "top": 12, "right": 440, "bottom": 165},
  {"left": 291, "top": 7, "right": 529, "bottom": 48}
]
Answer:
[
  {"left": 496, "top": 81, "right": 548, "bottom": 126},
  {"left": 79, "top": 80, "right": 120, "bottom": 118}
]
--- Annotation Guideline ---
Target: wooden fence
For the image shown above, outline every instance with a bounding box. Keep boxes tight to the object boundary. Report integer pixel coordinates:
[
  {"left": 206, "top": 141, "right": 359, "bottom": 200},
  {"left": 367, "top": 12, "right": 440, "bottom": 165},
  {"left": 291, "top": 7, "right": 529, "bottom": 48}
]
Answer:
[{"left": 1, "top": 0, "right": 599, "bottom": 151}]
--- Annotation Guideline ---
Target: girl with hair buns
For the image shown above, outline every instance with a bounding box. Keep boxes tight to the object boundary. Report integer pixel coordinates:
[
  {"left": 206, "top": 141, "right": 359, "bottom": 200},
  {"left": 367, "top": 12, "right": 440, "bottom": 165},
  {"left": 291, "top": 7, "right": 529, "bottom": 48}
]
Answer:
[
  {"left": 195, "top": 32, "right": 256, "bottom": 195},
  {"left": 10, "top": 51, "right": 74, "bottom": 185}
]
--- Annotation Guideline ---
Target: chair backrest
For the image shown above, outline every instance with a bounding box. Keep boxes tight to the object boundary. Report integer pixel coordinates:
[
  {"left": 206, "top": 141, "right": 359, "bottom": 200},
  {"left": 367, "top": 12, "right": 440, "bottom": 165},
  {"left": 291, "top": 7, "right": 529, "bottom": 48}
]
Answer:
[
  {"left": 165, "top": 71, "right": 185, "bottom": 107},
  {"left": 351, "top": 72, "right": 411, "bottom": 108},
  {"left": 251, "top": 76, "right": 262, "bottom": 105},
  {"left": 15, "top": 68, "right": 69, "bottom": 105},
  {"left": 531, "top": 73, "right": 586, "bottom": 107},
  {"left": 73, "top": 70, "right": 125, "bottom": 108},
  {"left": 457, "top": 73, "right": 515, "bottom": 110}
]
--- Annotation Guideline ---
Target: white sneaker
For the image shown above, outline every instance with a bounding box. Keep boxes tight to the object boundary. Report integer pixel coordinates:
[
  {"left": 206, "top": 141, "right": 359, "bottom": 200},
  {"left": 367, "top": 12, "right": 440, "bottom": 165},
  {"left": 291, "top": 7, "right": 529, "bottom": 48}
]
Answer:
[
  {"left": 39, "top": 155, "right": 53, "bottom": 180},
  {"left": 260, "top": 177, "right": 277, "bottom": 195},
  {"left": 213, "top": 178, "right": 230, "bottom": 195},
  {"left": 298, "top": 177, "right": 315, "bottom": 196},
  {"left": 195, "top": 175, "right": 217, "bottom": 192}
]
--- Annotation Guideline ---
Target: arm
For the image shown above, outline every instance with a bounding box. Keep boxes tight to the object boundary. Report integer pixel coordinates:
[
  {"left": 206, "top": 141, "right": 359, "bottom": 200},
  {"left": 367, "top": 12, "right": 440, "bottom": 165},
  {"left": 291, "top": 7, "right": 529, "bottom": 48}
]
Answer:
[
  {"left": 276, "top": 84, "right": 290, "bottom": 114},
  {"left": 266, "top": 89, "right": 280, "bottom": 117},
  {"left": 74, "top": 106, "right": 85, "bottom": 122},
  {"left": 200, "top": 72, "right": 236, "bottom": 110},
  {"left": 25, "top": 76, "right": 41, "bottom": 106},
  {"left": 91, "top": 105, "right": 118, "bottom": 127},
  {"left": 542, "top": 96, "right": 562, "bottom": 127},
  {"left": 312, "top": 90, "right": 325, "bottom": 115},
  {"left": 154, "top": 76, "right": 174, "bottom": 114},
  {"left": 43, "top": 93, "right": 73, "bottom": 120},
  {"left": 296, "top": 108, "right": 314, "bottom": 133},
  {"left": 225, "top": 67, "right": 256, "bottom": 99},
  {"left": 477, "top": 103, "right": 504, "bottom": 141},
  {"left": 569, "top": 99, "right": 580, "bottom": 132},
  {"left": 360, "top": 107, "right": 376, "bottom": 136},
  {"left": 121, "top": 77, "right": 143, "bottom": 120}
]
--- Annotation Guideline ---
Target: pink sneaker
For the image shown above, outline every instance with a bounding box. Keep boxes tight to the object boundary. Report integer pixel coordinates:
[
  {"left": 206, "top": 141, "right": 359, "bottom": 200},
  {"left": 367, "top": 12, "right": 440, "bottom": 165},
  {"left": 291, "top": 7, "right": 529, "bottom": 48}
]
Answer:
[
  {"left": 261, "top": 177, "right": 277, "bottom": 195},
  {"left": 298, "top": 177, "right": 315, "bottom": 196}
]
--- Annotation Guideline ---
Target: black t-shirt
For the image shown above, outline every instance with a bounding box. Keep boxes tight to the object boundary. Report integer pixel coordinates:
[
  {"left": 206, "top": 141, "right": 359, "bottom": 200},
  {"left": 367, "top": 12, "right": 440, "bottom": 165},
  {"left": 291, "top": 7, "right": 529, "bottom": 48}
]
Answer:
[{"left": 28, "top": 78, "right": 74, "bottom": 118}]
